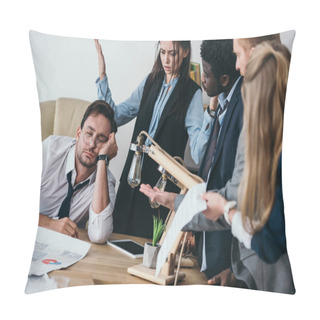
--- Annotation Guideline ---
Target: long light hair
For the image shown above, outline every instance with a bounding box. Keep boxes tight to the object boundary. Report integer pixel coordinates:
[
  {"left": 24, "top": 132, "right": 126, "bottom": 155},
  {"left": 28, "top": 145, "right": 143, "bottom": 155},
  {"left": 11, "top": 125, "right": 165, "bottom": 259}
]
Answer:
[
  {"left": 239, "top": 42, "right": 291, "bottom": 234},
  {"left": 237, "top": 33, "right": 281, "bottom": 50}
]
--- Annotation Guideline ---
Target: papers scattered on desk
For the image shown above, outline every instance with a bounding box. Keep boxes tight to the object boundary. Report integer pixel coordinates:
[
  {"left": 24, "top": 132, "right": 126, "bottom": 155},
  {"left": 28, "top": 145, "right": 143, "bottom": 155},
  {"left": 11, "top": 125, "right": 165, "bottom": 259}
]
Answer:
[
  {"left": 28, "top": 227, "right": 91, "bottom": 276},
  {"left": 25, "top": 274, "right": 58, "bottom": 294},
  {"left": 155, "top": 182, "right": 207, "bottom": 276}
]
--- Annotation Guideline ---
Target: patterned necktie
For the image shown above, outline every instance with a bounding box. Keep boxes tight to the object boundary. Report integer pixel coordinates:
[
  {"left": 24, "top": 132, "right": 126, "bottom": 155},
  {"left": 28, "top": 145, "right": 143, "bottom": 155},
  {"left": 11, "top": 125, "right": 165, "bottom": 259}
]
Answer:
[
  {"left": 201, "top": 101, "right": 228, "bottom": 181},
  {"left": 58, "top": 171, "right": 89, "bottom": 219}
]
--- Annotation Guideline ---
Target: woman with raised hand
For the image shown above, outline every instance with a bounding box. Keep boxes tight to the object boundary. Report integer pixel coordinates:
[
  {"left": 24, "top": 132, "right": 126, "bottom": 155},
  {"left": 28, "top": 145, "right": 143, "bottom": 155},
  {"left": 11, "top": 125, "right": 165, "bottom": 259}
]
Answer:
[{"left": 95, "top": 40, "right": 211, "bottom": 238}]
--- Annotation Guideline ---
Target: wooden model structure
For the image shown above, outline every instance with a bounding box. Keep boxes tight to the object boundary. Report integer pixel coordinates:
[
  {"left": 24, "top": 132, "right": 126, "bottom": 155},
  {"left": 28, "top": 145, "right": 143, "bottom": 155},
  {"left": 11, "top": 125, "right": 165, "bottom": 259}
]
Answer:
[{"left": 127, "top": 131, "right": 203, "bottom": 285}]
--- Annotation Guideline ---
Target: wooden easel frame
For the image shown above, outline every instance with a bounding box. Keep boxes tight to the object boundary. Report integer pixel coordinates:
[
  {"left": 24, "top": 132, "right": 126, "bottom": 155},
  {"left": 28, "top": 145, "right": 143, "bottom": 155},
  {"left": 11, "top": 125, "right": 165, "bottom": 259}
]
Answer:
[{"left": 127, "top": 132, "right": 203, "bottom": 285}]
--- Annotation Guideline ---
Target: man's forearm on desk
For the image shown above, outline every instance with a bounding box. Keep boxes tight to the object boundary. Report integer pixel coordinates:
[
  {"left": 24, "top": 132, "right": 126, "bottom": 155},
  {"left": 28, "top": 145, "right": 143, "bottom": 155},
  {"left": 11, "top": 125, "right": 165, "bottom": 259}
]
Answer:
[
  {"left": 88, "top": 206, "right": 113, "bottom": 243},
  {"left": 38, "top": 213, "right": 52, "bottom": 229},
  {"left": 38, "top": 213, "right": 79, "bottom": 238}
]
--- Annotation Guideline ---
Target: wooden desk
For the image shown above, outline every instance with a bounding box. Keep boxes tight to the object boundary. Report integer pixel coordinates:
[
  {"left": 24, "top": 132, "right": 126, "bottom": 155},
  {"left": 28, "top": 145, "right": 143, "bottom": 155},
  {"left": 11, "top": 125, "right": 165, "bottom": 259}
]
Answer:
[{"left": 49, "top": 229, "right": 208, "bottom": 287}]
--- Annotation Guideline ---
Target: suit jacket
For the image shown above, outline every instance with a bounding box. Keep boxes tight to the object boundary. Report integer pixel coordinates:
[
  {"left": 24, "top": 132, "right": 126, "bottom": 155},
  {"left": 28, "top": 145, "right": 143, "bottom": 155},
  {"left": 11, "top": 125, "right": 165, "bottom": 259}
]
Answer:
[
  {"left": 182, "top": 128, "right": 245, "bottom": 231},
  {"left": 195, "top": 77, "right": 244, "bottom": 278},
  {"left": 182, "top": 130, "right": 295, "bottom": 294},
  {"left": 200, "top": 80, "right": 244, "bottom": 192}
]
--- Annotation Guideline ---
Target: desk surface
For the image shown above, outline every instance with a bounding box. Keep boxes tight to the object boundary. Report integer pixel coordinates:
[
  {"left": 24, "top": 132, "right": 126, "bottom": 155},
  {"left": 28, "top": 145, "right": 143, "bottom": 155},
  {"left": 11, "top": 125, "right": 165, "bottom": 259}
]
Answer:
[{"left": 49, "top": 229, "right": 208, "bottom": 287}]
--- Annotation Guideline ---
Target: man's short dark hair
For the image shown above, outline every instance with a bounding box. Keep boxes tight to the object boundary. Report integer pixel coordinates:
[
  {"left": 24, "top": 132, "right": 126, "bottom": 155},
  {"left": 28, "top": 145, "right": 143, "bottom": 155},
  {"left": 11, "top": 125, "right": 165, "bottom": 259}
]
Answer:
[
  {"left": 201, "top": 40, "right": 240, "bottom": 80},
  {"left": 80, "top": 100, "right": 117, "bottom": 133}
]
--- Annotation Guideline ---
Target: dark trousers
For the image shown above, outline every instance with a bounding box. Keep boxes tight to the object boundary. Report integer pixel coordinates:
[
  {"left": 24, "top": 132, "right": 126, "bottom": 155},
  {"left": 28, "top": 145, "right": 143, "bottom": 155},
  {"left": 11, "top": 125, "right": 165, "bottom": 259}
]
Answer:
[{"left": 195, "top": 230, "right": 233, "bottom": 279}]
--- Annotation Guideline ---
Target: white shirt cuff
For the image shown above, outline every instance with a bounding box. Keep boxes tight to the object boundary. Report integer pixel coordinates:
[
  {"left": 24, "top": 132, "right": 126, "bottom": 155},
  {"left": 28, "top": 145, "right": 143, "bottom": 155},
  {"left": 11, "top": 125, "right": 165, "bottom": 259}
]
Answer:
[
  {"left": 231, "top": 211, "right": 252, "bottom": 249},
  {"left": 87, "top": 203, "right": 113, "bottom": 244}
]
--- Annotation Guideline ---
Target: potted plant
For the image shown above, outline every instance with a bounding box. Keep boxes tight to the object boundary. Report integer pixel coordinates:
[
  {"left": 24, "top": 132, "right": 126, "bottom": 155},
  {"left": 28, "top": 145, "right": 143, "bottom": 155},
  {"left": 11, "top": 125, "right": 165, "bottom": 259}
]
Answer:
[{"left": 142, "top": 215, "right": 166, "bottom": 269}]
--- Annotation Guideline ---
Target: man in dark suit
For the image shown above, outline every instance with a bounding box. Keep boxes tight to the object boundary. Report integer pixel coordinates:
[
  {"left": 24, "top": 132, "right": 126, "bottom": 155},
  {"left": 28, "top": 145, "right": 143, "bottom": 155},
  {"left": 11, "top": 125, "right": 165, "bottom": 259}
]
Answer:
[
  {"left": 195, "top": 40, "right": 243, "bottom": 279},
  {"left": 140, "top": 39, "right": 243, "bottom": 280}
]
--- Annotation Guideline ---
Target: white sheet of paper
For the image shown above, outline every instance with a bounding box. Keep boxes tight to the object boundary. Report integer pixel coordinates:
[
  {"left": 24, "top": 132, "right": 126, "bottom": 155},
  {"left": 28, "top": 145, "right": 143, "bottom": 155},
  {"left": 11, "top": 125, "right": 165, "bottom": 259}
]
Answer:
[
  {"left": 25, "top": 274, "right": 58, "bottom": 294},
  {"left": 155, "top": 182, "right": 207, "bottom": 276},
  {"left": 28, "top": 227, "right": 91, "bottom": 276}
]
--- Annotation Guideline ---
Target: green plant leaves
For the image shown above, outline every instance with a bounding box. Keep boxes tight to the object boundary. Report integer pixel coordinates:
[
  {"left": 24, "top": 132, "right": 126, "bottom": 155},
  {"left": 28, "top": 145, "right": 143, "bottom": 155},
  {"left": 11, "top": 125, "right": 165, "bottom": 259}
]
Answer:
[{"left": 152, "top": 215, "right": 166, "bottom": 246}]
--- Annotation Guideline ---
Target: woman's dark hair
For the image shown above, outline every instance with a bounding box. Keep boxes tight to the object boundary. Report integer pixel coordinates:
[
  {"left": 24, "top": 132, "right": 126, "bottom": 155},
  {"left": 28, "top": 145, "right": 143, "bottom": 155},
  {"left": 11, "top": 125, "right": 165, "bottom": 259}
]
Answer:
[
  {"left": 141, "top": 41, "right": 193, "bottom": 121},
  {"left": 80, "top": 100, "right": 117, "bottom": 133},
  {"left": 150, "top": 41, "right": 191, "bottom": 83}
]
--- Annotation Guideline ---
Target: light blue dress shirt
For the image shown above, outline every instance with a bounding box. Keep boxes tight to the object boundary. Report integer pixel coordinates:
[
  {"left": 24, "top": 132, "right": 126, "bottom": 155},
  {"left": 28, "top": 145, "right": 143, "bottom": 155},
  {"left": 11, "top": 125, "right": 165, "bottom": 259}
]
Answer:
[
  {"left": 216, "top": 76, "right": 241, "bottom": 131},
  {"left": 146, "top": 76, "right": 179, "bottom": 145},
  {"left": 96, "top": 74, "right": 212, "bottom": 165}
]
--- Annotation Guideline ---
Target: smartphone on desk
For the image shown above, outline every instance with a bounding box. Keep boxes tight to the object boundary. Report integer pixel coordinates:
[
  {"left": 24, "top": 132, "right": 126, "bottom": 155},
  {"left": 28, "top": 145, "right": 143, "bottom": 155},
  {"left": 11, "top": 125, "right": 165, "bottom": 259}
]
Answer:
[{"left": 107, "top": 239, "right": 144, "bottom": 258}]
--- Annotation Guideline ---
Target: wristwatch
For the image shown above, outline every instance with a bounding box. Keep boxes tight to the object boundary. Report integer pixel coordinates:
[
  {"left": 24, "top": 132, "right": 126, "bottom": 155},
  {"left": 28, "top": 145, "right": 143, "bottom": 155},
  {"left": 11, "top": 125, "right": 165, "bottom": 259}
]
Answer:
[
  {"left": 223, "top": 201, "right": 237, "bottom": 225},
  {"left": 97, "top": 154, "right": 110, "bottom": 166},
  {"left": 206, "top": 105, "right": 216, "bottom": 118}
]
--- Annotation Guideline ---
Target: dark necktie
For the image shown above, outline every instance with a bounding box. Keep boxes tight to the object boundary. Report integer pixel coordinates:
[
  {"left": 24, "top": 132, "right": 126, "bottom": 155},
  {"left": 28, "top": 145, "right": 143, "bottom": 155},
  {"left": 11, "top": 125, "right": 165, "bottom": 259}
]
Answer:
[
  {"left": 201, "top": 101, "right": 228, "bottom": 181},
  {"left": 58, "top": 171, "right": 89, "bottom": 219}
]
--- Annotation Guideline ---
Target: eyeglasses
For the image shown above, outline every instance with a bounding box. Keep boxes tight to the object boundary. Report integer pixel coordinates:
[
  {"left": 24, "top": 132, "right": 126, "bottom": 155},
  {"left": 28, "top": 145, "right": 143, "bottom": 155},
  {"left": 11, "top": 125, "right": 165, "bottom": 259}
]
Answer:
[{"left": 82, "top": 131, "right": 108, "bottom": 148}]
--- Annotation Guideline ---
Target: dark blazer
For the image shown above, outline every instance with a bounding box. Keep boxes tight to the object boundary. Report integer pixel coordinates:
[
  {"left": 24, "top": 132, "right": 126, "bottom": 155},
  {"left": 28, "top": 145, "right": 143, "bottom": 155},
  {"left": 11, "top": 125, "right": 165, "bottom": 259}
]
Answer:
[
  {"left": 231, "top": 155, "right": 295, "bottom": 293},
  {"left": 196, "top": 77, "right": 244, "bottom": 279},
  {"left": 182, "top": 128, "right": 295, "bottom": 293},
  {"left": 201, "top": 77, "right": 244, "bottom": 190},
  {"left": 113, "top": 73, "right": 200, "bottom": 238}
]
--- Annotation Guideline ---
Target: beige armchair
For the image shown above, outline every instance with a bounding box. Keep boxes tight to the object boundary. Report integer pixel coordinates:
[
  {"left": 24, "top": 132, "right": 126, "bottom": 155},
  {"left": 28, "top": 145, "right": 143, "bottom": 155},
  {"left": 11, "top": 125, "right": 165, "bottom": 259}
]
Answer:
[
  {"left": 39, "top": 97, "right": 199, "bottom": 175},
  {"left": 39, "top": 97, "right": 91, "bottom": 141}
]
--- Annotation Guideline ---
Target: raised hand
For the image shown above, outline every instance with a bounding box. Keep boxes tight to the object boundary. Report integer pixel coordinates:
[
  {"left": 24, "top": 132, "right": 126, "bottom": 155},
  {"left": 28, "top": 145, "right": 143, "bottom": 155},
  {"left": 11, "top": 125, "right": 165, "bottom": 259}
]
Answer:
[
  {"left": 99, "top": 132, "right": 118, "bottom": 160},
  {"left": 94, "top": 39, "right": 106, "bottom": 81}
]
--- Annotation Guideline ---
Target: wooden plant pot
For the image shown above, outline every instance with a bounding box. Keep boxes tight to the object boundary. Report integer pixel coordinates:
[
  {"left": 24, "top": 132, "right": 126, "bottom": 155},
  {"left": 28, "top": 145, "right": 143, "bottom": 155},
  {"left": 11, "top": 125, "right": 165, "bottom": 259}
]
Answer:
[{"left": 142, "top": 242, "right": 160, "bottom": 269}]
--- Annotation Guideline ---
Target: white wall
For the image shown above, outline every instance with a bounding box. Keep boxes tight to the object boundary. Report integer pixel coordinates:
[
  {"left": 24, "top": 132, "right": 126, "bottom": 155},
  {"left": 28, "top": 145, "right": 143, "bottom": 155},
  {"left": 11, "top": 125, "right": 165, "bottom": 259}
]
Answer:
[
  {"left": 29, "top": 31, "right": 207, "bottom": 102},
  {"left": 30, "top": 32, "right": 154, "bottom": 185},
  {"left": 30, "top": 29, "right": 294, "bottom": 103},
  {"left": 29, "top": 30, "right": 295, "bottom": 187},
  {"left": 29, "top": 31, "right": 207, "bottom": 185}
]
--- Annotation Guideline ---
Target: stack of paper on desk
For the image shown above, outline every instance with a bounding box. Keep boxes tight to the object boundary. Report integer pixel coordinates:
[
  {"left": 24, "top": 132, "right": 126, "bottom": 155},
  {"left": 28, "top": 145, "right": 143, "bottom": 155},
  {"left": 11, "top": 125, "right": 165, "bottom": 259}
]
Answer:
[{"left": 28, "top": 227, "right": 91, "bottom": 276}]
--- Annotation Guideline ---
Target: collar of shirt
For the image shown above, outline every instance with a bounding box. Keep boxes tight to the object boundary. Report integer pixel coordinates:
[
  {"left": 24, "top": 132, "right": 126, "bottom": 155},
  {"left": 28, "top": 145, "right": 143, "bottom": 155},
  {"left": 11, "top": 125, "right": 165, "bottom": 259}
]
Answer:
[
  {"left": 145, "top": 75, "right": 179, "bottom": 146},
  {"left": 217, "top": 76, "right": 242, "bottom": 125},
  {"left": 162, "top": 75, "right": 179, "bottom": 88},
  {"left": 65, "top": 144, "right": 96, "bottom": 187}
]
